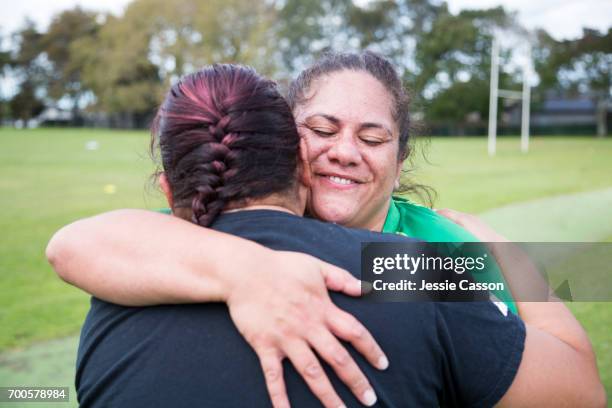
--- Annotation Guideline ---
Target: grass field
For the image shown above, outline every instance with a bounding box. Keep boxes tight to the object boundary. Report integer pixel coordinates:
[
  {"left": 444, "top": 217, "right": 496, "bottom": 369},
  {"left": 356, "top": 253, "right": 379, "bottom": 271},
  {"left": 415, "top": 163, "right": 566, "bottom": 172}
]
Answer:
[{"left": 1, "top": 128, "right": 611, "bottom": 403}]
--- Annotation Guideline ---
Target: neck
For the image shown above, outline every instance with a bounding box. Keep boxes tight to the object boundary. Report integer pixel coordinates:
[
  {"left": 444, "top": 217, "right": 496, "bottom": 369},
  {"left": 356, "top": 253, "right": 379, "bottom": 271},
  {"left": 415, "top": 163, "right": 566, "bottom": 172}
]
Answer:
[
  {"left": 223, "top": 188, "right": 306, "bottom": 217},
  {"left": 223, "top": 204, "right": 298, "bottom": 216},
  {"left": 169, "top": 185, "right": 308, "bottom": 221}
]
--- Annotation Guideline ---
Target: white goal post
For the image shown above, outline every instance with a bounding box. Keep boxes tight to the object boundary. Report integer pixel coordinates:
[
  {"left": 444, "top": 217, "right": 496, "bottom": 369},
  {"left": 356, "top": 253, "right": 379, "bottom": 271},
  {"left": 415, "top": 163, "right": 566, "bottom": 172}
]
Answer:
[{"left": 488, "top": 37, "right": 532, "bottom": 156}]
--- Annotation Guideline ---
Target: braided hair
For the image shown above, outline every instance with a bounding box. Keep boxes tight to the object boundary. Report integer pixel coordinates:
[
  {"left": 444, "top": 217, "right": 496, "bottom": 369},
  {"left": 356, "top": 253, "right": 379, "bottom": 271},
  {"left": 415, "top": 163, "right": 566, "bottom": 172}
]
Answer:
[{"left": 152, "top": 64, "right": 300, "bottom": 227}]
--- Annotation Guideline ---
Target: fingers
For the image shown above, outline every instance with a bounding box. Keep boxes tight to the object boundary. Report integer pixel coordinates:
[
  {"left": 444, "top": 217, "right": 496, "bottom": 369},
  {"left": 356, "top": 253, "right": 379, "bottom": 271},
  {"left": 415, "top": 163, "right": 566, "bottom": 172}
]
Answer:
[
  {"left": 327, "top": 307, "right": 389, "bottom": 372},
  {"left": 283, "top": 341, "right": 346, "bottom": 408},
  {"left": 308, "top": 328, "right": 378, "bottom": 406},
  {"left": 319, "top": 263, "right": 362, "bottom": 297},
  {"left": 257, "top": 348, "right": 291, "bottom": 408}
]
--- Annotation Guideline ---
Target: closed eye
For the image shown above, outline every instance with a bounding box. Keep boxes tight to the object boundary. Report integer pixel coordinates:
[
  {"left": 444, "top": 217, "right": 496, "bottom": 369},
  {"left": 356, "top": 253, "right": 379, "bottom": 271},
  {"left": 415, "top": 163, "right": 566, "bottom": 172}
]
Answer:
[
  {"left": 361, "top": 138, "right": 385, "bottom": 146},
  {"left": 312, "top": 129, "right": 335, "bottom": 137}
]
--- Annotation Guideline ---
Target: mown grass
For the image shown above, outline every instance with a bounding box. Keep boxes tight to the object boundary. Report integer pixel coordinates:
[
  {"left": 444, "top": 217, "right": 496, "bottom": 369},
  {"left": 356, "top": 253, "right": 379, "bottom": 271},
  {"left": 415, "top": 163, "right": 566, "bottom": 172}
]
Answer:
[
  {"left": 409, "top": 136, "right": 612, "bottom": 213},
  {"left": 0, "top": 128, "right": 165, "bottom": 351},
  {"left": 1, "top": 128, "right": 611, "bottom": 400}
]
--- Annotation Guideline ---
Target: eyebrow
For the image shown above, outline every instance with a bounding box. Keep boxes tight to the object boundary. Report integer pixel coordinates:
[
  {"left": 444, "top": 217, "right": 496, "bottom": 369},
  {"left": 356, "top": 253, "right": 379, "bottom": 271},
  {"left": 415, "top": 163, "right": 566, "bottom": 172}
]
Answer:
[
  {"left": 361, "top": 122, "right": 393, "bottom": 137},
  {"left": 305, "top": 114, "right": 393, "bottom": 137},
  {"left": 305, "top": 114, "right": 340, "bottom": 125}
]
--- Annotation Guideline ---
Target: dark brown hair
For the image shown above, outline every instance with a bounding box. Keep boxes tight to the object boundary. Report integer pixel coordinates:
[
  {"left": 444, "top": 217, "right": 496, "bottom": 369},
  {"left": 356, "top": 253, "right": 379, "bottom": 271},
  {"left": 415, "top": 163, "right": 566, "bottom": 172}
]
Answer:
[
  {"left": 287, "top": 50, "right": 433, "bottom": 203},
  {"left": 152, "top": 64, "right": 300, "bottom": 226},
  {"left": 287, "top": 50, "right": 411, "bottom": 159}
]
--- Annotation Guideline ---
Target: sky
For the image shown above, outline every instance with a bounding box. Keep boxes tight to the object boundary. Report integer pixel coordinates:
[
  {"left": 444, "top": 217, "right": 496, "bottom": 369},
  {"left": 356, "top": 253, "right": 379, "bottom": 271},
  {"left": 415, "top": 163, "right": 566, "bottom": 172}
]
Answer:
[{"left": 1, "top": 0, "right": 610, "bottom": 41}]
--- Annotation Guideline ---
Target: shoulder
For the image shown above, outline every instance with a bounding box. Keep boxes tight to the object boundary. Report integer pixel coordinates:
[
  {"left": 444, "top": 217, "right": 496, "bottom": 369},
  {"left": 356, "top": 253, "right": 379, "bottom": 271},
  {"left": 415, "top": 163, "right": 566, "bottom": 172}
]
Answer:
[
  {"left": 434, "top": 301, "right": 526, "bottom": 406},
  {"left": 391, "top": 197, "right": 478, "bottom": 242},
  {"left": 392, "top": 197, "right": 441, "bottom": 222},
  {"left": 332, "top": 221, "right": 420, "bottom": 244}
]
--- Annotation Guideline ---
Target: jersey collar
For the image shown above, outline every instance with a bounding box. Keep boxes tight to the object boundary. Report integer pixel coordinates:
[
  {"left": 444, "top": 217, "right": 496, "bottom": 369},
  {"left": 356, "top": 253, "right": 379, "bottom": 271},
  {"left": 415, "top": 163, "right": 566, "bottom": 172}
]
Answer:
[{"left": 382, "top": 197, "right": 401, "bottom": 233}]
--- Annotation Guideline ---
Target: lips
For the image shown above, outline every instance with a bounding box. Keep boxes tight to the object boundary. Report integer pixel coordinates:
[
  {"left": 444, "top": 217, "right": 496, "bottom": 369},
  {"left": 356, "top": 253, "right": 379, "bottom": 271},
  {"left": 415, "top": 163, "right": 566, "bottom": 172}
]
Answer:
[
  {"left": 316, "top": 172, "right": 364, "bottom": 188},
  {"left": 328, "top": 175, "right": 355, "bottom": 185}
]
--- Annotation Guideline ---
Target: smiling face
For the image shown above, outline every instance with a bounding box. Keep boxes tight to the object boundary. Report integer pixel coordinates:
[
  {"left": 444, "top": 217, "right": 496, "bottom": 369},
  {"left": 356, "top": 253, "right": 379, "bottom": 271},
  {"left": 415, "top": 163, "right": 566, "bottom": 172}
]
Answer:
[{"left": 294, "top": 70, "right": 403, "bottom": 231}]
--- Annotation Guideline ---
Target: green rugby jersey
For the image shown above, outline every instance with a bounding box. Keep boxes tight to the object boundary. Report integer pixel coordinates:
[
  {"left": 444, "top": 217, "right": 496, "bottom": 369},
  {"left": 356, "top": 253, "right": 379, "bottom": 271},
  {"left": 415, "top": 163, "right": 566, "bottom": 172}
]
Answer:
[{"left": 383, "top": 196, "right": 518, "bottom": 315}]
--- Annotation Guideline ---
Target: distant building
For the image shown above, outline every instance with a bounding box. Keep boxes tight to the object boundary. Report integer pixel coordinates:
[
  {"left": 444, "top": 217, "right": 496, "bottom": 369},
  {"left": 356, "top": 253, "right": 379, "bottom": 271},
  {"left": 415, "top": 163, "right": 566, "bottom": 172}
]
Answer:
[
  {"left": 504, "top": 95, "right": 611, "bottom": 135},
  {"left": 29, "top": 107, "right": 75, "bottom": 127}
]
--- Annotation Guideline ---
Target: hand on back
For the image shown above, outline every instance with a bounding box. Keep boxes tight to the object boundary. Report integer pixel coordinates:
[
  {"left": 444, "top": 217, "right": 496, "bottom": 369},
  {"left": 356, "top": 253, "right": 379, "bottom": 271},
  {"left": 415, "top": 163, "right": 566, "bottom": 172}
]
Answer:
[{"left": 226, "top": 250, "right": 387, "bottom": 408}]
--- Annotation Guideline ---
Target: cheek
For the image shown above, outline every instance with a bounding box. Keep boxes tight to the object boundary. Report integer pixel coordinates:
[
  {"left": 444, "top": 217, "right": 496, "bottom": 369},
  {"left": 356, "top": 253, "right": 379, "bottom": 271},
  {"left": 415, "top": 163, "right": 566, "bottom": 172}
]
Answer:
[
  {"left": 303, "top": 133, "right": 328, "bottom": 162},
  {"left": 368, "top": 147, "right": 401, "bottom": 182}
]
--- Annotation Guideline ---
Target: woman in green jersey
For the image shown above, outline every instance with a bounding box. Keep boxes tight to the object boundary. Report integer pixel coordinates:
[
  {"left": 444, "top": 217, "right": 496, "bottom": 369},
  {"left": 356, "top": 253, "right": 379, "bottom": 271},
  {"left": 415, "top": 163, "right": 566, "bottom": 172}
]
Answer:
[{"left": 48, "top": 51, "right": 516, "bottom": 407}]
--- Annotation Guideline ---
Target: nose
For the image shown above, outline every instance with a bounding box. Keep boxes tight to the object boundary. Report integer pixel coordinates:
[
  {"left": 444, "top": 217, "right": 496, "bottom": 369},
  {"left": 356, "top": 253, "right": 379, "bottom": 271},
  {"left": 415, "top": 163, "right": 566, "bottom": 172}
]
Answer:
[{"left": 326, "top": 131, "right": 362, "bottom": 167}]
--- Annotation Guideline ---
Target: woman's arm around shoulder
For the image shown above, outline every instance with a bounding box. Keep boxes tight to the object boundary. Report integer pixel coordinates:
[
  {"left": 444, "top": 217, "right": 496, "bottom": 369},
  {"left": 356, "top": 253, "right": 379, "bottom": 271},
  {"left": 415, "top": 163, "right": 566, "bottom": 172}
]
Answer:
[{"left": 46, "top": 209, "right": 389, "bottom": 408}]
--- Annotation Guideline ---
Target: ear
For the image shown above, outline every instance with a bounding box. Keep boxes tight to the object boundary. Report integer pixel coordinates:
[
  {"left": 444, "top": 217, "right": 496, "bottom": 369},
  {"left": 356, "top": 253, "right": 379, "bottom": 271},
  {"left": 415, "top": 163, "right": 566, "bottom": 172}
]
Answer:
[
  {"left": 297, "top": 137, "right": 313, "bottom": 188},
  {"left": 159, "top": 172, "right": 174, "bottom": 209}
]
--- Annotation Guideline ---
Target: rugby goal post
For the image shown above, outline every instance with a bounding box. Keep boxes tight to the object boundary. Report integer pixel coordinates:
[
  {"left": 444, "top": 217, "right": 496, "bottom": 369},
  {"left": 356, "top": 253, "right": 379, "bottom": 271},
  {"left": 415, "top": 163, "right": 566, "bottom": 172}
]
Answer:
[{"left": 488, "top": 37, "right": 531, "bottom": 156}]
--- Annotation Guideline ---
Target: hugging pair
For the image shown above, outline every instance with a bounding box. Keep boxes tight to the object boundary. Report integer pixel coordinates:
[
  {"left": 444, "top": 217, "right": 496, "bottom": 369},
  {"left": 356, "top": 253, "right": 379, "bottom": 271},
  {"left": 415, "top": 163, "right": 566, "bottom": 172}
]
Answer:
[{"left": 47, "top": 52, "right": 604, "bottom": 407}]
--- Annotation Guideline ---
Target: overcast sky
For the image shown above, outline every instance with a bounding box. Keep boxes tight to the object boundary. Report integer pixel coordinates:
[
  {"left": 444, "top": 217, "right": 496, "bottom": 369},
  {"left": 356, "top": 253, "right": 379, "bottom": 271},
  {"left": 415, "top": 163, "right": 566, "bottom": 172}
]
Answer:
[{"left": 1, "top": 0, "right": 610, "bottom": 40}]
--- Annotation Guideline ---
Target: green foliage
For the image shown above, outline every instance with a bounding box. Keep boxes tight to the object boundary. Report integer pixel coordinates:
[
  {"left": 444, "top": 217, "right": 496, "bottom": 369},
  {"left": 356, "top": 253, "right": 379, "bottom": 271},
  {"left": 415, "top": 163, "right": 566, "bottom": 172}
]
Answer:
[
  {"left": 11, "top": 20, "right": 45, "bottom": 69},
  {"left": 71, "top": 12, "right": 163, "bottom": 117},
  {"left": 6, "top": 21, "right": 48, "bottom": 121},
  {"left": 8, "top": 81, "right": 45, "bottom": 121},
  {"left": 2, "top": 0, "right": 610, "bottom": 130},
  {"left": 41, "top": 8, "right": 100, "bottom": 107},
  {"left": 425, "top": 78, "right": 490, "bottom": 130},
  {"left": 66, "top": 0, "right": 279, "bottom": 118},
  {"left": 533, "top": 27, "right": 611, "bottom": 136},
  {"left": 274, "top": 0, "right": 363, "bottom": 75},
  {"left": 535, "top": 28, "right": 611, "bottom": 95},
  {"left": 132, "top": 0, "right": 279, "bottom": 77},
  {"left": 412, "top": 6, "right": 522, "bottom": 125}
]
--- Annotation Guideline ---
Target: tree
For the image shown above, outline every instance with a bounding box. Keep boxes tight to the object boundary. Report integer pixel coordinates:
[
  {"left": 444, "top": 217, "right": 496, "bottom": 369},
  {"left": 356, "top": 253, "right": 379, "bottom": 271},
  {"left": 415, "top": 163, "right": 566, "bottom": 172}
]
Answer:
[
  {"left": 73, "top": 0, "right": 279, "bottom": 127},
  {"left": 140, "top": 0, "right": 279, "bottom": 78},
  {"left": 71, "top": 11, "right": 162, "bottom": 127},
  {"left": 0, "top": 33, "right": 10, "bottom": 69},
  {"left": 411, "top": 6, "right": 522, "bottom": 130},
  {"left": 0, "top": 31, "right": 12, "bottom": 121},
  {"left": 273, "top": 0, "right": 360, "bottom": 77},
  {"left": 9, "top": 81, "right": 45, "bottom": 123},
  {"left": 41, "top": 7, "right": 100, "bottom": 113},
  {"left": 535, "top": 28, "right": 611, "bottom": 136},
  {"left": 347, "top": 0, "right": 442, "bottom": 70},
  {"left": 426, "top": 79, "right": 491, "bottom": 134},
  {"left": 272, "top": 0, "right": 440, "bottom": 77},
  {"left": 7, "top": 20, "right": 48, "bottom": 123}
]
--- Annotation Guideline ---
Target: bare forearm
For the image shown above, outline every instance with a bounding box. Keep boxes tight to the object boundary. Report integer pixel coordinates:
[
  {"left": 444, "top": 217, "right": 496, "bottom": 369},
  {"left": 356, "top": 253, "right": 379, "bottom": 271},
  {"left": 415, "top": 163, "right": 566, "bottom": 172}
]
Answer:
[
  {"left": 489, "top": 241, "right": 605, "bottom": 405},
  {"left": 435, "top": 209, "right": 604, "bottom": 404},
  {"left": 46, "top": 209, "right": 269, "bottom": 305},
  {"left": 488, "top": 242, "right": 595, "bottom": 356}
]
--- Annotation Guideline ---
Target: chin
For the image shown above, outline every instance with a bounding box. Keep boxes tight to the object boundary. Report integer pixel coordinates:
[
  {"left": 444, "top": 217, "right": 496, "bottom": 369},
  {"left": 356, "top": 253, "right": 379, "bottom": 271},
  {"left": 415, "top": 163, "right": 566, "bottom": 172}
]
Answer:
[{"left": 310, "top": 200, "right": 357, "bottom": 226}]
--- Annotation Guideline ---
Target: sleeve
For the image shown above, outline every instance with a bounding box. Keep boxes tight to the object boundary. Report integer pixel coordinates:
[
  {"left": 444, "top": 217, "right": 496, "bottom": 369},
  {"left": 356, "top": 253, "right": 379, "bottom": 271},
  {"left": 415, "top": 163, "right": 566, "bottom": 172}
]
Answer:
[
  {"left": 391, "top": 201, "right": 518, "bottom": 315},
  {"left": 435, "top": 301, "right": 525, "bottom": 408}
]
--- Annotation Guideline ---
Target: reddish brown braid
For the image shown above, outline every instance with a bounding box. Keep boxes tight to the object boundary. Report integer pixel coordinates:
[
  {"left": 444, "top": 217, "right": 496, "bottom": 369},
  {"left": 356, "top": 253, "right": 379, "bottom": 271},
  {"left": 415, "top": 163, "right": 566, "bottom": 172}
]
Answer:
[{"left": 152, "top": 64, "right": 300, "bottom": 227}]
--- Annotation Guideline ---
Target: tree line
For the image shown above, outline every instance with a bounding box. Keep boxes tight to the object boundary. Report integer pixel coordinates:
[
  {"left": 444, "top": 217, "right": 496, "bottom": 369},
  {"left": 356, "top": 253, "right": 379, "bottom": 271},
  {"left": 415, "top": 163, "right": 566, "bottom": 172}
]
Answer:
[{"left": 1, "top": 0, "right": 610, "bottom": 134}]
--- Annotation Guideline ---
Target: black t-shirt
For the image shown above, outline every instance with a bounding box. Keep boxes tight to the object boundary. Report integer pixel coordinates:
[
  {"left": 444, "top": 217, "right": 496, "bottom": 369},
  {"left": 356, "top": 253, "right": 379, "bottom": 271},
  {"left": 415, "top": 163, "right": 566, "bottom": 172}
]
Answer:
[{"left": 76, "top": 210, "right": 525, "bottom": 407}]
